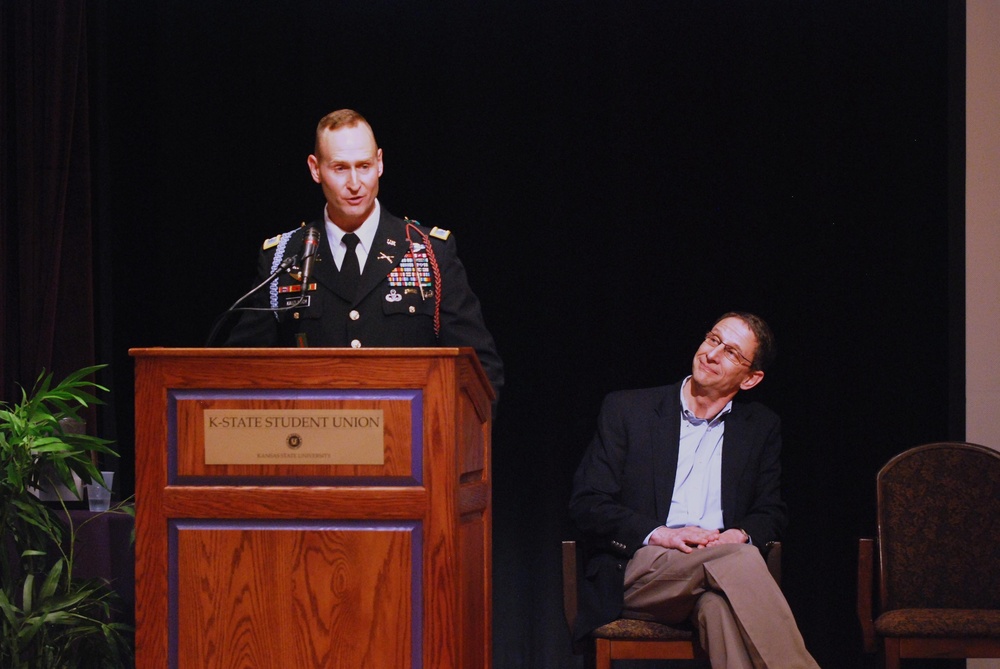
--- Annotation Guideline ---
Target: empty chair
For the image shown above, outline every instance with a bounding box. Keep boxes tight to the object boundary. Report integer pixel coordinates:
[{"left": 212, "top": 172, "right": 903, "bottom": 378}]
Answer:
[{"left": 857, "top": 442, "right": 1000, "bottom": 669}]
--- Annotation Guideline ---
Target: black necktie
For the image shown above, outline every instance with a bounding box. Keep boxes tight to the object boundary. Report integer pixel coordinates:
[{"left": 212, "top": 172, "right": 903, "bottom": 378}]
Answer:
[{"left": 340, "top": 233, "right": 361, "bottom": 297}]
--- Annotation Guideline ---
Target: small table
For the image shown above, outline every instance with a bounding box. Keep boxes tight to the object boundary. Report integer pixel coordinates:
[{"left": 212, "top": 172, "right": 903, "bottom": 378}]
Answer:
[{"left": 62, "top": 509, "right": 135, "bottom": 624}]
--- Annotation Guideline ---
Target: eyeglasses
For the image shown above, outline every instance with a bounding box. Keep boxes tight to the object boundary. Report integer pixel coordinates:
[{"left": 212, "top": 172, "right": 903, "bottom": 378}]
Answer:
[{"left": 703, "top": 332, "right": 754, "bottom": 367}]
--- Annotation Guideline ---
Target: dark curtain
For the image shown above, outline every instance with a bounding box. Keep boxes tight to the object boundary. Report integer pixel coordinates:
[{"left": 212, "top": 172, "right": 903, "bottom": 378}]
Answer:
[
  {"left": 0, "top": 0, "right": 96, "bottom": 407},
  {"left": 0, "top": 3, "right": 964, "bottom": 667}
]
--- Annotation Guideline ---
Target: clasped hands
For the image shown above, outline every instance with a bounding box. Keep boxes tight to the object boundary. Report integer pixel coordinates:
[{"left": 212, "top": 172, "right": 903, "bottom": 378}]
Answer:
[{"left": 648, "top": 526, "right": 747, "bottom": 553}]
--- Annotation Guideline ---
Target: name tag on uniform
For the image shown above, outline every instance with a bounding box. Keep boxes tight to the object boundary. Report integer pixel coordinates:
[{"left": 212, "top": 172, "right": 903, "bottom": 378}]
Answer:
[{"left": 284, "top": 295, "right": 311, "bottom": 308}]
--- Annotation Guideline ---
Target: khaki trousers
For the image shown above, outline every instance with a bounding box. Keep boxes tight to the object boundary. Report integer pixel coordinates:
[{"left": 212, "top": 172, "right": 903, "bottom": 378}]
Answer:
[{"left": 622, "top": 543, "right": 819, "bottom": 669}]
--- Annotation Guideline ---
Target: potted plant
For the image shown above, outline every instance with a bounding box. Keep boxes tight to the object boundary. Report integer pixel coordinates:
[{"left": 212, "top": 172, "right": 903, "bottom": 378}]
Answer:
[{"left": 0, "top": 365, "right": 133, "bottom": 668}]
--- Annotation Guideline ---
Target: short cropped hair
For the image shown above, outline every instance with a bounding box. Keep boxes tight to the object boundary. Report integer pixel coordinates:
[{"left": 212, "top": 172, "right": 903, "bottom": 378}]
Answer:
[
  {"left": 714, "top": 311, "right": 776, "bottom": 373},
  {"left": 314, "top": 109, "right": 375, "bottom": 152}
]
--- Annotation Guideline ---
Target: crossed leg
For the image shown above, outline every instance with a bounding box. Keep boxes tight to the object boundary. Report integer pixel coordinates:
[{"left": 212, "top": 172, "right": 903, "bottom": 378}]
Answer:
[{"left": 622, "top": 543, "right": 819, "bottom": 669}]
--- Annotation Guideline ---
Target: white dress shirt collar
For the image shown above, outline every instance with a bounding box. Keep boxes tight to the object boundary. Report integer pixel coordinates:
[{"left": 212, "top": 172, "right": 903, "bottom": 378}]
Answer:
[{"left": 323, "top": 200, "right": 380, "bottom": 271}]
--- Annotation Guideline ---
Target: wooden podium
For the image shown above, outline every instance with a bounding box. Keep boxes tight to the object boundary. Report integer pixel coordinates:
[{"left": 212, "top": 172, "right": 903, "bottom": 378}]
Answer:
[{"left": 130, "top": 348, "right": 494, "bottom": 669}]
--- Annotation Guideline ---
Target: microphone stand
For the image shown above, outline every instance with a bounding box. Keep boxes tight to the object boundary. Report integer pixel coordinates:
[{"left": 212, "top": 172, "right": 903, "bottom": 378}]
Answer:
[{"left": 204, "top": 256, "right": 296, "bottom": 347}]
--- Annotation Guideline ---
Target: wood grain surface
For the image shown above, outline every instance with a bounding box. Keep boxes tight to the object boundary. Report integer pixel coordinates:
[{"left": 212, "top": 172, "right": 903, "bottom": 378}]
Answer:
[{"left": 131, "top": 348, "right": 492, "bottom": 669}]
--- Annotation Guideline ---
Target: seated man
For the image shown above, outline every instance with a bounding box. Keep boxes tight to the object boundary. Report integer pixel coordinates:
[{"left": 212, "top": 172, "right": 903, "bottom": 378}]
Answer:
[{"left": 568, "top": 312, "right": 819, "bottom": 668}]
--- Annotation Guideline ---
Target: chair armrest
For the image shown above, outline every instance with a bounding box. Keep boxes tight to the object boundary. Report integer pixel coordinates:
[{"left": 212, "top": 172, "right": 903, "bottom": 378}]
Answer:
[
  {"left": 561, "top": 540, "right": 579, "bottom": 633},
  {"left": 764, "top": 541, "right": 782, "bottom": 588},
  {"left": 857, "top": 537, "right": 877, "bottom": 653}
]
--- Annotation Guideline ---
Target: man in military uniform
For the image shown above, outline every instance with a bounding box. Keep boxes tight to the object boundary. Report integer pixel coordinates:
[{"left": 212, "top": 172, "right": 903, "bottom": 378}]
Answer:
[{"left": 225, "top": 109, "right": 503, "bottom": 399}]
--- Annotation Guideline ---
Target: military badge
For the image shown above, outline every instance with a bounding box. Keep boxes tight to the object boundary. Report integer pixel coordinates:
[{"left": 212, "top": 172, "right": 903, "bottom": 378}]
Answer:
[{"left": 387, "top": 252, "right": 433, "bottom": 288}]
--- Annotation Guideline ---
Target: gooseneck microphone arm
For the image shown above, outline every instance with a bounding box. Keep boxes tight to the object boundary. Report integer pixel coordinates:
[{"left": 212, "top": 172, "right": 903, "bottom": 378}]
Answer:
[{"left": 203, "top": 255, "right": 297, "bottom": 347}]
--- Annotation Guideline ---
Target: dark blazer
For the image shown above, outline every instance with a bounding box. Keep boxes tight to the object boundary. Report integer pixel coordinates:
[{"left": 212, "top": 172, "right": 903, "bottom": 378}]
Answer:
[
  {"left": 225, "top": 208, "right": 504, "bottom": 398},
  {"left": 567, "top": 381, "right": 787, "bottom": 640}
]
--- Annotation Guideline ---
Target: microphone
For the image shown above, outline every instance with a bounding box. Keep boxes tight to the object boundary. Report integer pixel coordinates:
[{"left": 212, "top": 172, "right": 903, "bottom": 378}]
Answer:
[
  {"left": 299, "top": 226, "right": 321, "bottom": 289},
  {"left": 205, "top": 223, "right": 319, "bottom": 347}
]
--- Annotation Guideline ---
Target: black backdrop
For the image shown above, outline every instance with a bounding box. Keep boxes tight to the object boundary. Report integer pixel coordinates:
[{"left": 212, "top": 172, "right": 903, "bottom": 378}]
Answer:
[{"left": 89, "top": 2, "right": 963, "bottom": 667}]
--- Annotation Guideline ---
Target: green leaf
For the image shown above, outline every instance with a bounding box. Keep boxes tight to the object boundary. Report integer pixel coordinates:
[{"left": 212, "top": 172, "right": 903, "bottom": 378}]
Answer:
[
  {"left": 40, "top": 559, "right": 65, "bottom": 599},
  {"left": 30, "top": 443, "right": 79, "bottom": 455},
  {"left": 0, "top": 588, "right": 23, "bottom": 626},
  {"left": 22, "top": 574, "right": 34, "bottom": 611},
  {"left": 39, "top": 610, "right": 75, "bottom": 625},
  {"left": 16, "top": 615, "right": 45, "bottom": 643}
]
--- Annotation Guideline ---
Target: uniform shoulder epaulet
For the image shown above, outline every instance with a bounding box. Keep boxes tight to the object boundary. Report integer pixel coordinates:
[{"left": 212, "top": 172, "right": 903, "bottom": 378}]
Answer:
[
  {"left": 262, "top": 223, "right": 306, "bottom": 250},
  {"left": 404, "top": 216, "right": 450, "bottom": 241}
]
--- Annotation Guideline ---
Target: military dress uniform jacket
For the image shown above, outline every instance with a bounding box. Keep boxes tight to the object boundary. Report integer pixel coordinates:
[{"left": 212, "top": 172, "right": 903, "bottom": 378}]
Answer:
[
  {"left": 225, "top": 209, "right": 504, "bottom": 399},
  {"left": 566, "top": 381, "right": 788, "bottom": 641}
]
